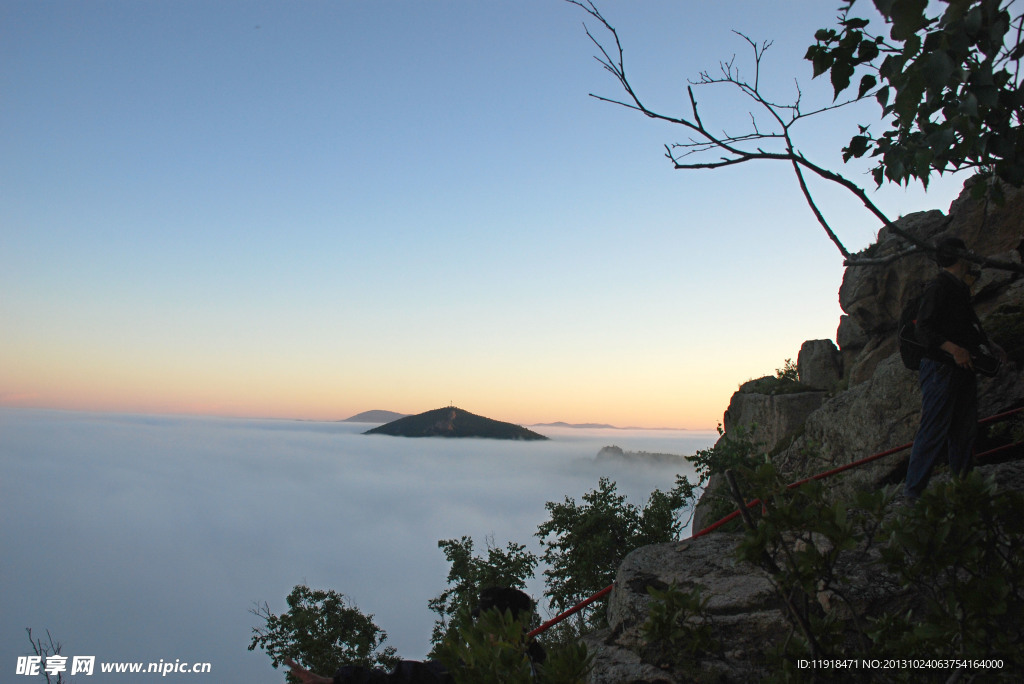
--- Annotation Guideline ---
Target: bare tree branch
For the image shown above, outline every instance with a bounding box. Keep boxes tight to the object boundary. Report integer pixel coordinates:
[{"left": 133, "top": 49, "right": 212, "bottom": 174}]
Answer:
[
  {"left": 26, "top": 628, "right": 67, "bottom": 684},
  {"left": 565, "top": 0, "right": 1024, "bottom": 274}
]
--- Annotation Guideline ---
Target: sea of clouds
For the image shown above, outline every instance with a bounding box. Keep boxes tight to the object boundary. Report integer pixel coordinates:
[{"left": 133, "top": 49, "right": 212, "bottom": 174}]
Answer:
[{"left": 0, "top": 408, "right": 714, "bottom": 682}]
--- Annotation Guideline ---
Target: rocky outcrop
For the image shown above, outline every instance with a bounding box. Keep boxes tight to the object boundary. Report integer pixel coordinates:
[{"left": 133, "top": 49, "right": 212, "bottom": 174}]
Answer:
[
  {"left": 797, "top": 339, "right": 842, "bottom": 391},
  {"left": 838, "top": 180, "right": 1024, "bottom": 380},
  {"left": 596, "top": 445, "right": 686, "bottom": 466},
  {"left": 758, "top": 181, "right": 1023, "bottom": 488},
  {"left": 838, "top": 210, "right": 949, "bottom": 337},
  {"left": 584, "top": 532, "right": 782, "bottom": 683},
  {"left": 775, "top": 354, "right": 920, "bottom": 487},
  {"left": 586, "top": 460, "right": 1024, "bottom": 683},
  {"left": 721, "top": 389, "right": 828, "bottom": 454},
  {"left": 585, "top": 180, "right": 1024, "bottom": 682}
]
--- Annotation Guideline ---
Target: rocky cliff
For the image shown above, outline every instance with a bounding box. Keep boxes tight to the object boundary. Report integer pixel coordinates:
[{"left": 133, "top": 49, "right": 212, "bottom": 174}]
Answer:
[{"left": 584, "top": 181, "right": 1024, "bottom": 683}]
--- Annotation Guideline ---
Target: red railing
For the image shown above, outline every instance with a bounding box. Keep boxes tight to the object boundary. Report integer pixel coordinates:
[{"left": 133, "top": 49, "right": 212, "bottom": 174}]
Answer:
[{"left": 527, "top": 406, "right": 1024, "bottom": 639}]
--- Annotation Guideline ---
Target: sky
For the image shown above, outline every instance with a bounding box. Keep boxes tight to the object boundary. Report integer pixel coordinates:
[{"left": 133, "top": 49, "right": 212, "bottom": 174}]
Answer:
[{"left": 0, "top": 0, "right": 975, "bottom": 429}]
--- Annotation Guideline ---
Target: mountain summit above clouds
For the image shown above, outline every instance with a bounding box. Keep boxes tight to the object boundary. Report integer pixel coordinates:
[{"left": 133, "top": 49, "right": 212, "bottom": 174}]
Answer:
[
  {"left": 364, "top": 406, "right": 548, "bottom": 440},
  {"left": 340, "top": 410, "right": 408, "bottom": 424}
]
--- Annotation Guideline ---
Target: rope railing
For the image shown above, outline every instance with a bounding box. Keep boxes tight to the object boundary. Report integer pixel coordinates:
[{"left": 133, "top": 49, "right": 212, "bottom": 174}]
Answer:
[{"left": 527, "top": 405, "right": 1024, "bottom": 639}]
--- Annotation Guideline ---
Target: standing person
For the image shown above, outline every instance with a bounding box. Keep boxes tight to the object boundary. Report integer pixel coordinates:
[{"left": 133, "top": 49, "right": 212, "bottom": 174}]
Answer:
[{"left": 904, "top": 237, "right": 1002, "bottom": 501}]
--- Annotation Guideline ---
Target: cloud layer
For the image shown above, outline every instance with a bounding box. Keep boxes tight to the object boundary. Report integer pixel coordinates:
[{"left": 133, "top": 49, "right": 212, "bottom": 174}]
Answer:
[{"left": 1, "top": 409, "right": 711, "bottom": 682}]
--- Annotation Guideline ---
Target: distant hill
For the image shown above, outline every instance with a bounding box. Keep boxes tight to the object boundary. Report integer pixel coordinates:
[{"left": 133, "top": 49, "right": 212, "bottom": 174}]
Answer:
[
  {"left": 341, "top": 410, "right": 409, "bottom": 424},
  {"left": 364, "top": 407, "right": 548, "bottom": 440},
  {"left": 595, "top": 445, "right": 686, "bottom": 465},
  {"left": 531, "top": 421, "right": 687, "bottom": 431}
]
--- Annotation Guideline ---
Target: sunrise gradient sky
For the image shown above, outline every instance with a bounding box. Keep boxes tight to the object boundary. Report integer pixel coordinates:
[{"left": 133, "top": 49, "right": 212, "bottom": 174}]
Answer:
[{"left": 1, "top": 0, "right": 972, "bottom": 429}]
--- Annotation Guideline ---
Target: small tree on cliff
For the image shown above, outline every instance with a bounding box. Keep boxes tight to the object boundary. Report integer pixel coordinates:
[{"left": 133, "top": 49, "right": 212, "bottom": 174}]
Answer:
[
  {"left": 566, "top": 0, "right": 1024, "bottom": 274},
  {"left": 248, "top": 584, "right": 399, "bottom": 683},
  {"left": 536, "top": 477, "right": 691, "bottom": 635},
  {"left": 427, "top": 536, "right": 538, "bottom": 652}
]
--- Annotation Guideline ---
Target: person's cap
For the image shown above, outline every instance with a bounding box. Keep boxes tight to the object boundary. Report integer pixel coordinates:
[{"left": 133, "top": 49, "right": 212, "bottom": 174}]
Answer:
[{"left": 935, "top": 237, "right": 967, "bottom": 267}]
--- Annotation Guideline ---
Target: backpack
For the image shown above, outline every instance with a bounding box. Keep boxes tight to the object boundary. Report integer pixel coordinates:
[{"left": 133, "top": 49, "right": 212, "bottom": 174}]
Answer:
[
  {"left": 897, "top": 291, "right": 1002, "bottom": 376},
  {"left": 897, "top": 294, "right": 926, "bottom": 371}
]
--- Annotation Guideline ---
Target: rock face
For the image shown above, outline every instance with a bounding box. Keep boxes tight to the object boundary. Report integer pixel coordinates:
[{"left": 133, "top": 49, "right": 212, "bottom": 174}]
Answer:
[
  {"left": 584, "top": 532, "right": 783, "bottom": 684},
  {"left": 585, "top": 180, "right": 1024, "bottom": 682},
  {"left": 722, "top": 388, "right": 829, "bottom": 453},
  {"left": 586, "top": 460, "right": 1024, "bottom": 683},
  {"left": 797, "top": 339, "right": 842, "bottom": 391},
  {"left": 775, "top": 355, "right": 921, "bottom": 488},
  {"left": 838, "top": 179, "right": 1024, "bottom": 381}
]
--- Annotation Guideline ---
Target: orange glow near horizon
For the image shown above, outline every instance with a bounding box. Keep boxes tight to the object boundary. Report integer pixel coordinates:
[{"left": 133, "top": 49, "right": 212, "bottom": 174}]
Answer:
[
  {"left": 2, "top": 320, "right": 794, "bottom": 431},
  {"left": 0, "top": 388, "right": 725, "bottom": 431},
  {"left": 0, "top": 363, "right": 729, "bottom": 430}
]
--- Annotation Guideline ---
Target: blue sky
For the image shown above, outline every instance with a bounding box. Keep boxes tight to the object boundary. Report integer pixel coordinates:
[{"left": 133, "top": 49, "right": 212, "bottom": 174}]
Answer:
[{"left": 0, "top": 1, "right": 973, "bottom": 428}]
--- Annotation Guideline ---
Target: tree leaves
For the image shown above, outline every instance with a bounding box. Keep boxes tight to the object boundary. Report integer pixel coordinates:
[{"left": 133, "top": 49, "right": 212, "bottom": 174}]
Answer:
[
  {"left": 428, "top": 536, "right": 537, "bottom": 651},
  {"left": 808, "top": 0, "right": 1024, "bottom": 188},
  {"left": 535, "top": 477, "right": 688, "bottom": 634},
  {"left": 248, "top": 585, "right": 399, "bottom": 682}
]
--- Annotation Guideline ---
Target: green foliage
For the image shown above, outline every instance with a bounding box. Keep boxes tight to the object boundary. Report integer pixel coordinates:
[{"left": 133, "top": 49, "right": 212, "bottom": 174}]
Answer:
[
  {"left": 435, "top": 606, "right": 592, "bottom": 684},
  {"left": 248, "top": 584, "right": 399, "bottom": 683},
  {"left": 428, "top": 536, "right": 538, "bottom": 652},
  {"left": 641, "top": 583, "right": 718, "bottom": 668},
  {"left": 731, "top": 464, "right": 1024, "bottom": 682},
  {"left": 734, "top": 463, "right": 889, "bottom": 670},
  {"left": 807, "top": 0, "right": 1024, "bottom": 189},
  {"left": 775, "top": 358, "right": 799, "bottom": 383},
  {"left": 688, "top": 424, "right": 763, "bottom": 484},
  {"left": 738, "top": 359, "right": 814, "bottom": 396},
  {"left": 872, "top": 472, "right": 1024, "bottom": 673},
  {"left": 535, "top": 477, "right": 689, "bottom": 634},
  {"left": 535, "top": 635, "right": 592, "bottom": 684},
  {"left": 685, "top": 424, "right": 765, "bottom": 527}
]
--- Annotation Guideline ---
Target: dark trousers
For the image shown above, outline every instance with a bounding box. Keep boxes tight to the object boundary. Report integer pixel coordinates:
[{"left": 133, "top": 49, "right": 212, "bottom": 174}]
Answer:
[{"left": 904, "top": 358, "right": 977, "bottom": 500}]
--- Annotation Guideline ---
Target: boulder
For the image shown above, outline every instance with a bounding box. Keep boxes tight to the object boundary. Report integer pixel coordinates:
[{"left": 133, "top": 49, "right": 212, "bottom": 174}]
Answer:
[
  {"left": 693, "top": 386, "right": 831, "bottom": 535},
  {"left": 587, "top": 460, "right": 1024, "bottom": 683},
  {"left": 845, "top": 334, "right": 898, "bottom": 387},
  {"left": 839, "top": 210, "right": 948, "bottom": 335},
  {"left": 836, "top": 314, "right": 867, "bottom": 352},
  {"left": 722, "top": 389, "right": 828, "bottom": 454},
  {"left": 838, "top": 182, "right": 1024, "bottom": 343},
  {"left": 797, "top": 339, "right": 842, "bottom": 391},
  {"left": 775, "top": 354, "right": 921, "bottom": 488},
  {"left": 945, "top": 179, "right": 1024, "bottom": 259},
  {"left": 584, "top": 533, "right": 783, "bottom": 683}
]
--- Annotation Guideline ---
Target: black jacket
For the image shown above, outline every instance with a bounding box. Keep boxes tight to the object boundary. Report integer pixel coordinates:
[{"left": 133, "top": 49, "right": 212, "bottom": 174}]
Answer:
[{"left": 915, "top": 270, "right": 987, "bottom": 359}]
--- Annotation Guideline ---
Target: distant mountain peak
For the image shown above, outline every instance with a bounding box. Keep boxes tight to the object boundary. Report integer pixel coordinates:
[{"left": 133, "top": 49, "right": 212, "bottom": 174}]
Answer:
[
  {"left": 341, "top": 410, "right": 408, "bottom": 424},
  {"left": 532, "top": 421, "right": 618, "bottom": 429},
  {"left": 364, "top": 406, "right": 548, "bottom": 440}
]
